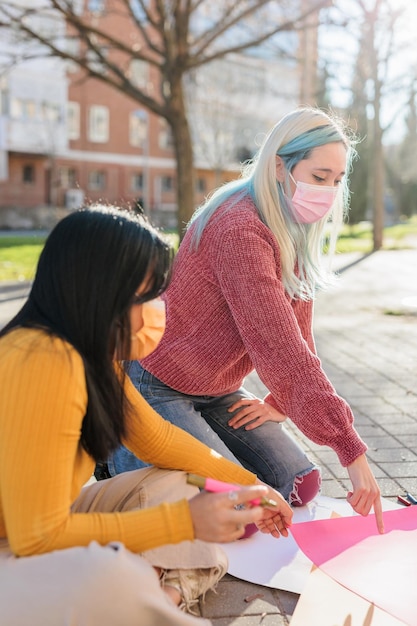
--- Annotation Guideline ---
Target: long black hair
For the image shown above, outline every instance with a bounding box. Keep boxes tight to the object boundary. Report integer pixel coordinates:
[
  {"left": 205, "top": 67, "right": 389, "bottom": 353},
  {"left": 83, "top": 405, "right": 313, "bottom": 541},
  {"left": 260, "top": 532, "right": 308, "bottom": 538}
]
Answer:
[{"left": 0, "top": 205, "right": 172, "bottom": 461}]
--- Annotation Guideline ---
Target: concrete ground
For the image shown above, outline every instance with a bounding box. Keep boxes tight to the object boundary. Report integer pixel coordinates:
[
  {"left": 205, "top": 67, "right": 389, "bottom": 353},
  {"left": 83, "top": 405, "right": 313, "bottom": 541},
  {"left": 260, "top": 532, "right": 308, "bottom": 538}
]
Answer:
[{"left": 200, "top": 247, "right": 417, "bottom": 625}]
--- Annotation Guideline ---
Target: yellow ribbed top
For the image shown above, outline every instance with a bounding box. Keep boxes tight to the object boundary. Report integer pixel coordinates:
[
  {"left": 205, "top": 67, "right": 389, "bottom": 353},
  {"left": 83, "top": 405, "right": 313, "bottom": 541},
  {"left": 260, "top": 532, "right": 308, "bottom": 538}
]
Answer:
[{"left": 0, "top": 328, "right": 257, "bottom": 557}]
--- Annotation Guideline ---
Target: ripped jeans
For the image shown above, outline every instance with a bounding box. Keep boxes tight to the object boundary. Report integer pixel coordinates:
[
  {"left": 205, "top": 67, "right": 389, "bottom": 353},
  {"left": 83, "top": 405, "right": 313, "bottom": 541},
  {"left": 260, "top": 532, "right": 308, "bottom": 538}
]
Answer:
[{"left": 107, "top": 361, "right": 321, "bottom": 503}]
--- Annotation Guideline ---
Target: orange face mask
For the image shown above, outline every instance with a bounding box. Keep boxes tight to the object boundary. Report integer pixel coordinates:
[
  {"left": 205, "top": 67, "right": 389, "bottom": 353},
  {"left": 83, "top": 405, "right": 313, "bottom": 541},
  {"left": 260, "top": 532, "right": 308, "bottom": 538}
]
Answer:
[{"left": 131, "top": 297, "right": 166, "bottom": 359}]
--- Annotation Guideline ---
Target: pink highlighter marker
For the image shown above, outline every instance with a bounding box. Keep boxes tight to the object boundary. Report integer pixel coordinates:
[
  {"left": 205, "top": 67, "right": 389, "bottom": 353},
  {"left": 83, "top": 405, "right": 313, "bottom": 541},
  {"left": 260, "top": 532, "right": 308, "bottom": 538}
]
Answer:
[{"left": 186, "top": 473, "right": 277, "bottom": 507}]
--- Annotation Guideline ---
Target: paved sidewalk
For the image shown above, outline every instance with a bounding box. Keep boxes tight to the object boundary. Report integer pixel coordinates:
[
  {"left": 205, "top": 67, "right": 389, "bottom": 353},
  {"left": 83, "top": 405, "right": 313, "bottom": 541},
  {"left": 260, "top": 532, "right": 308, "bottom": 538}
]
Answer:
[{"left": 201, "top": 248, "right": 417, "bottom": 625}]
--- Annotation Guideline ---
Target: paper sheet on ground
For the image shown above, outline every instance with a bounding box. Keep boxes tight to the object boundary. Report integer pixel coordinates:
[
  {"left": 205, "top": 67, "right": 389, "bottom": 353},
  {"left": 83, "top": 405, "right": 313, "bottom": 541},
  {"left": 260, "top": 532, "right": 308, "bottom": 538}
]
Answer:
[
  {"left": 222, "top": 495, "right": 371, "bottom": 593},
  {"left": 290, "top": 567, "right": 406, "bottom": 626},
  {"left": 290, "top": 506, "right": 417, "bottom": 625},
  {"left": 223, "top": 496, "right": 399, "bottom": 594}
]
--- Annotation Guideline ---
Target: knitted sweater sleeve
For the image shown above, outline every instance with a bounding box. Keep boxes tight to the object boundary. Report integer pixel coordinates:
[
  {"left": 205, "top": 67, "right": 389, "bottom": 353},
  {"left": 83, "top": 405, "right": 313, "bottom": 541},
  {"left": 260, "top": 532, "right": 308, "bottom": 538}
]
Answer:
[
  {"left": 0, "top": 331, "right": 256, "bottom": 557},
  {"left": 210, "top": 217, "right": 366, "bottom": 467}
]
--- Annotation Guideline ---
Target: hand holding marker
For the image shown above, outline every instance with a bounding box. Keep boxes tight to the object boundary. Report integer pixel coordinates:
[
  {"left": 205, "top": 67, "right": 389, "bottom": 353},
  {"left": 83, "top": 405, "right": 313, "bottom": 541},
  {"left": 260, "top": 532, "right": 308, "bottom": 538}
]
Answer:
[
  {"left": 186, "top": 474, "right": 278, "bottom": 507},
  {"left": 187, "top": 474, "right": 293, "bottom": 539}
]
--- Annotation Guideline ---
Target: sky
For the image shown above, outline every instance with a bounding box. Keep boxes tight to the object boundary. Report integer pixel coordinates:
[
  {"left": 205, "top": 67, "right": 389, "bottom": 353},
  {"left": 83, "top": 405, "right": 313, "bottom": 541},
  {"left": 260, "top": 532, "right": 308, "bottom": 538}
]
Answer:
[{"left": 318, "top": 0, "right": 417, "bottom": 144}]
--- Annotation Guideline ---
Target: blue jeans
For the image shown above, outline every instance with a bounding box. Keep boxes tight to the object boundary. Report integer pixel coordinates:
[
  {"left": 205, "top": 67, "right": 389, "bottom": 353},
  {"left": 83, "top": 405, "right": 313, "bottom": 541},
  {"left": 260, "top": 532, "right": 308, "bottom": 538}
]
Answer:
[{"left": 107, "top": 362, "right": 317, "bottom": 500}]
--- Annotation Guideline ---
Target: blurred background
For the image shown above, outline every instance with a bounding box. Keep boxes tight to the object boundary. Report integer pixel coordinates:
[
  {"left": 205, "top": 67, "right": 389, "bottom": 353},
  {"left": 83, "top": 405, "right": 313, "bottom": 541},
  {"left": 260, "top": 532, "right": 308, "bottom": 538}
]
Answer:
[{"left": 0, "top": 0, "right": 416, "bottom": 262}]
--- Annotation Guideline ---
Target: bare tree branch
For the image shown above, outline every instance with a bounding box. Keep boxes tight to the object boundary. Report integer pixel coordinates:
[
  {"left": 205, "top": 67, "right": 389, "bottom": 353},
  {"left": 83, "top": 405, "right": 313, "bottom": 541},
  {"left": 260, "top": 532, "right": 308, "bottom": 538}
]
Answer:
[{"left": 0, "top": 0, "right": 331, "bottom": 230}]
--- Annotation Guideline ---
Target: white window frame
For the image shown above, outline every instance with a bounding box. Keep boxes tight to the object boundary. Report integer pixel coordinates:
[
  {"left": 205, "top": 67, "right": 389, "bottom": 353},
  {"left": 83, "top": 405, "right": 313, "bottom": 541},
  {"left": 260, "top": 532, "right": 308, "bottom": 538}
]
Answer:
[
  {"left": 88, "top": 105, "right": 109, "bottom": 143},
  {"left": 158, "top": 118, "right": 174, "bottom": 150},
  {"left": 88, "top": 0, "right": 105, "bottom": 13},
  {"left": 129, "top": 110, "right": 147, "bottom": 147},
  {"left": 67, "top": 102, "right": 80, "bottom": 140},
  {"left": 10, "top": 98, "right": 36, "bottom": 120},
  {"left": 160, "top": 175, "right": 174, "bottom": 192},
  {"left": 88, "top": 170, "right": 106, "bottom": 190},
  {"left": 131, "top": 172, "right": 144, "bottom": 192}
]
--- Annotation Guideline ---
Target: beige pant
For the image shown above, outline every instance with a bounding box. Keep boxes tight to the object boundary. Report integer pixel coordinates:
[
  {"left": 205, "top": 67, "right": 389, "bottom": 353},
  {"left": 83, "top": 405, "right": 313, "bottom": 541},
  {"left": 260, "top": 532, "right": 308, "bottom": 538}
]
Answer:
[{"left": 0, "top": 468, "right": 221, "bottom": 626}]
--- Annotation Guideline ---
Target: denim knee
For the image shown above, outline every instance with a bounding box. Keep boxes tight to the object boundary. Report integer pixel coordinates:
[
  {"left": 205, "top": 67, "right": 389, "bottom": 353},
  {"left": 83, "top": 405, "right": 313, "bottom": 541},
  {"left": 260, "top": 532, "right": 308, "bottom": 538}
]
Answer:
[{"left": 289, "top": 467, "right": 321, "bottom": 506}]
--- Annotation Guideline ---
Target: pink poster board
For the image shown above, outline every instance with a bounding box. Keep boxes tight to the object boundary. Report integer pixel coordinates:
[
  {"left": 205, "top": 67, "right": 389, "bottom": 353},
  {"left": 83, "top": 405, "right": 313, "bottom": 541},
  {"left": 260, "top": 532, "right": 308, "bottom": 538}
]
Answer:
[
  {"left": 291, "top": 506, "right": 417, "bottom": 625},
  {"left": 222, "top": 495, "right": 351, "bottom": 593}
]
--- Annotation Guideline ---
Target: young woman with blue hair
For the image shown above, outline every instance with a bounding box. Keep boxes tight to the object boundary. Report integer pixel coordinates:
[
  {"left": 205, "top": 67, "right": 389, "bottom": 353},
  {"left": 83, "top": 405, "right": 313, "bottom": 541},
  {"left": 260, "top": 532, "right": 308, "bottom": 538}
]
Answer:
[{"left": 107, "top": 107, "right": 384, "bottom": 535}]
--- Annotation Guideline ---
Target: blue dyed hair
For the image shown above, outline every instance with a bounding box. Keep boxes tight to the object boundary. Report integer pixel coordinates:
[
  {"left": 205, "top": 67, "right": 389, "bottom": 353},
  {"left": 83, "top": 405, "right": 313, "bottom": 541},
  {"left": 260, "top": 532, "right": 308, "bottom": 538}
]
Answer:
[
  {"left": 189, "top": 108, "right": 356, "bottom": 300},
  {"left": 276, "top": 125, "right": 345, "bottom": 171}
]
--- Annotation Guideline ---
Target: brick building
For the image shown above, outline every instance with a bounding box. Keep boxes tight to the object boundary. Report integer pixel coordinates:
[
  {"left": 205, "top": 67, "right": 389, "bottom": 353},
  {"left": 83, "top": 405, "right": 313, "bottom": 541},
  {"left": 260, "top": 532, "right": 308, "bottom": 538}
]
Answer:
[{"left": 0, "top": 0, "right": 313, "bottom": 230}]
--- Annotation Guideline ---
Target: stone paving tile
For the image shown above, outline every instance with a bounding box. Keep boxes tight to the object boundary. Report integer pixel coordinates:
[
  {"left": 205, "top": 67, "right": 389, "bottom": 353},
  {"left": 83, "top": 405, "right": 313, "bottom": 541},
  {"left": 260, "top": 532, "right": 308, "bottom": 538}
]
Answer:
[
  {"left": 201, "top": 577, "right": 284, "bottom": 620},
  {"left": 372, "top": 413, "right": 417, "bottom": 425},
  {"left": 378, "top": 462, "right": 417, "bottom": 478},
  {"left": 319, "top": 480, "right": 349, "bottom": 498},
  {"left": 395, "top": 477, "right": 417, "bottom": 493},
  {"left": 363, "top": 435, "right": 405, "bottom": 448},
  {"left": 211, "top": 615, "right": 288, "bottom": 626},
  {"left": 396, "top": 434, "right": 417, "bottom": 448},
  {"left": 375, "top": 479, "right": 405, "bottom": 497},
  {"left": 367, "top": 448, "right": 417, "bottom": 462}
]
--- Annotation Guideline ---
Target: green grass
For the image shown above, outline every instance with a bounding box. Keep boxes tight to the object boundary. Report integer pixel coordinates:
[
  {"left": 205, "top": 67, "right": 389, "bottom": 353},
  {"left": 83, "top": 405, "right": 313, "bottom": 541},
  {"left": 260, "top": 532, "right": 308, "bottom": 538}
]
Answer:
[
  {"left": 334, "top": 224, "right": 375, "bottom": 254},
  {"left": 162, "top": 231, "right": 180, "bottom": 251},
  {"left": 329, "top": 216, "right": 417, "bottom": 254},
  {"left": 0, "top": 235, "right": 46, "bottom": 281},
  {"left": 0, "top": 217, "right": 416, "bottom": 282}
]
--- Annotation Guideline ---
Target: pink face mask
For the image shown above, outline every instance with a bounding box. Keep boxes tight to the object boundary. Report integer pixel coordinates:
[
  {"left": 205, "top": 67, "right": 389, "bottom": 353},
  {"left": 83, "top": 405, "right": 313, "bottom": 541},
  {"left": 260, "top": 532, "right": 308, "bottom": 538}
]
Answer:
[{"left": 289, "top": 173, "right": 339, "bottom": 224}]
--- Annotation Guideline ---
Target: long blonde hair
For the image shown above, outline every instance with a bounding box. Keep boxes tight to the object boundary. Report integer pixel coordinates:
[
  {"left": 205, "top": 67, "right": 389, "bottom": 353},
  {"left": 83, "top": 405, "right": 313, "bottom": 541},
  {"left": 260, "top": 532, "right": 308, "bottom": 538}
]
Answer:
[{"left": 189, "top": 107, "right": 356, "bottom": 300}]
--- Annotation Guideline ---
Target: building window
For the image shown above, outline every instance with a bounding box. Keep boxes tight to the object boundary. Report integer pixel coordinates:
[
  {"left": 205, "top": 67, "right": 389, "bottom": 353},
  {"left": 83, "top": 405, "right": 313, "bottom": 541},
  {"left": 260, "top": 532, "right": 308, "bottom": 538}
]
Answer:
[
  {"left": 88, "top": 170, "right": 106, "bottom": 190},
  {"left": 60, "top": 167, "right": 77, "bottom": 188},
  {"left": 88, "top": 0, "right": 105, "bottom": 13},
  {"left": 88, "top": 105, "right": 109, "bottom": 143},
  {"left": 41, "top": 101, "right": 62, "bottom": 123},
  {"left": 130, "top": 0, "right": 146, "bottom": 20},
  {"left": 0, "top": 91, "right": 8, "bottom": 115},
  {"left": 86, "top": 46, "right": 108, "bottom": 74},
  {"left": 65, "top": 39, "right": 81, "bottom": 73},
  {"left": 0, "top": 83, "right": 9, "bottom": 115},
  {"left": 131, "top": 172, "right": 143, "bottom": 192},
  {"left": 22, "top": 164, "right": 35, "bottom": 183},
  {"left": 158, "top": 118, "right": 174, "bottom": 150},
  {"left": 11, "top": 98, "right": 36, "bottom": 119},
  {"left": 161, "top": 175, "right": 174, "bottom": 192},
  {"left": 67, "top": 102, "right": 80, "bottom": 140},
  {"left": 196, "top": 178, "right": 206, "bottom": 193},
  {"left": 129, "top": 110, "right": 147, "bottom": 147},
  {"left": 129, "top": 60, "right": 149, "bottom": 89}
]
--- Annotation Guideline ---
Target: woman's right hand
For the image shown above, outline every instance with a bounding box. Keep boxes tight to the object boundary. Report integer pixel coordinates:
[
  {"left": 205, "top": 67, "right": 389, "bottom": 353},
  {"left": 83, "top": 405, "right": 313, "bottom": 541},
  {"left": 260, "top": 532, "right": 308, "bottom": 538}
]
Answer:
[
  {"left": 227, "top": 398, "right": 287, "bottom": 430},
  {"left": 188, "top": 485, "right": 292, "bottom": 543},
  {"left": 346, "top": 454, "right": 384, "bottom": 534}
]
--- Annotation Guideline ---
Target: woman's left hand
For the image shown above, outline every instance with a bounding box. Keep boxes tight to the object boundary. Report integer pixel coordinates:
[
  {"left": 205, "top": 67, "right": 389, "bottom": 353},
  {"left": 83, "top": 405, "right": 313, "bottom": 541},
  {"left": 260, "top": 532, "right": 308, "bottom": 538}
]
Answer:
[
  {"left": 254, "top": 481, "right": 293, "bottom": 538},
  {"left": 228, "top": 398, "right": 287, "bottom": 430}
]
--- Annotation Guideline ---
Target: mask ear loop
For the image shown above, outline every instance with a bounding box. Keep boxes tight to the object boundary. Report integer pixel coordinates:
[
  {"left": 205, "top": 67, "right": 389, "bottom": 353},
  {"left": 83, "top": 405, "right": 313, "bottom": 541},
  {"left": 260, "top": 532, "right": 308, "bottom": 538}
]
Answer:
[{"left": 277, "top": 174, "right": 297, "bottom": 228}]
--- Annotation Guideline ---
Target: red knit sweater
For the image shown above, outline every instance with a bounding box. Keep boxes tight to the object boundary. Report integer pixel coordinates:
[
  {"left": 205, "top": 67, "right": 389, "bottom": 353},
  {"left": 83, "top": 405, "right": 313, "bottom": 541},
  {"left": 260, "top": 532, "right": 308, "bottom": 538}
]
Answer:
[{"left": 143, "top": 195, "right": 367, "bottom": 467}]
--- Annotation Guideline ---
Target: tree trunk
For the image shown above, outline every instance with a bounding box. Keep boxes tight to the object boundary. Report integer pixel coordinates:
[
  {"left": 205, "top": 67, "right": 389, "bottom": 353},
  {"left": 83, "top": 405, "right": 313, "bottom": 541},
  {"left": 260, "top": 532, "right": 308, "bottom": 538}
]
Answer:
[
  {"left": 372, "top": 119, "right": 384, "bottom": 251},
  {"left": 169, "top": 79, "right": 195, "bottom": 238},
  {"left": 371, "top": 61, "right": 384, "bottom": 251},
  {"left": 173, "top": 114, "right": 195, "bottom": 237},
  {"left": 368, "top": 1, "right": 384, "bottom": 251}
]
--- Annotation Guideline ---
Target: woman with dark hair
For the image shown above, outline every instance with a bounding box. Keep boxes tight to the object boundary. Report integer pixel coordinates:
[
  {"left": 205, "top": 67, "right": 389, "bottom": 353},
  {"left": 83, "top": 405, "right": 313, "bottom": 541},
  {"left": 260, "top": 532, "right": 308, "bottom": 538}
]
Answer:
[{"left": 0, "top": 205, "right": 292, "bottom": 626}]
